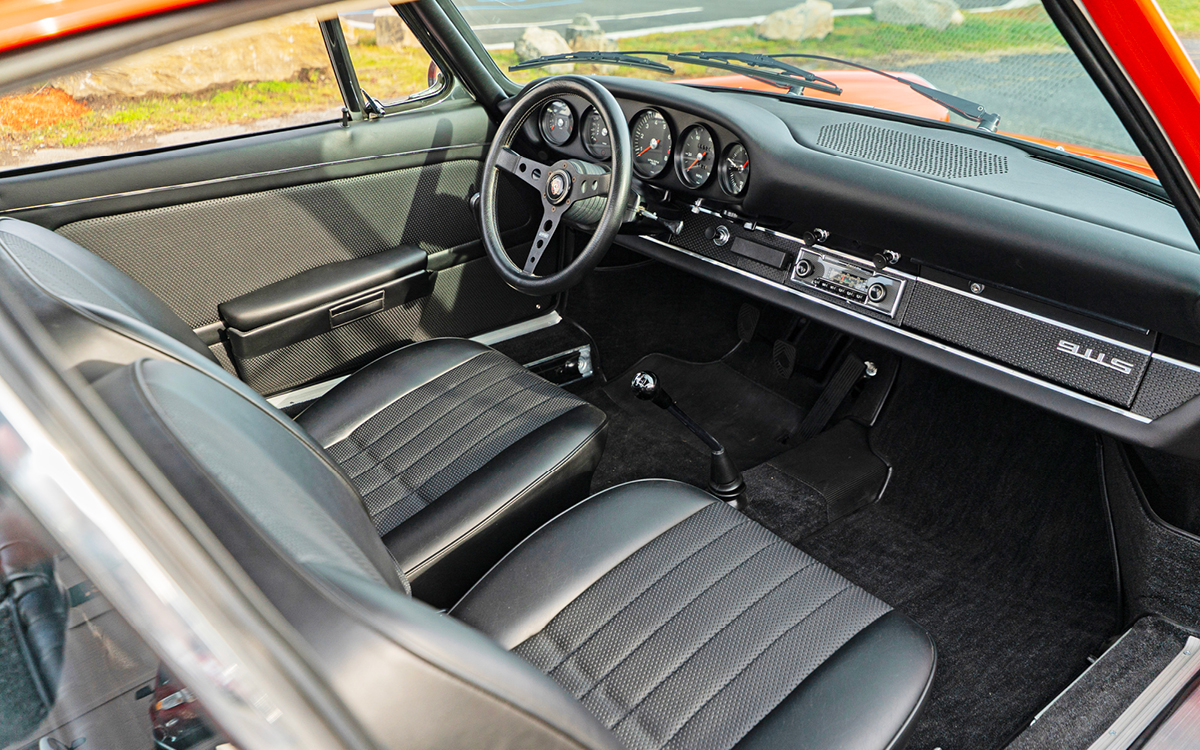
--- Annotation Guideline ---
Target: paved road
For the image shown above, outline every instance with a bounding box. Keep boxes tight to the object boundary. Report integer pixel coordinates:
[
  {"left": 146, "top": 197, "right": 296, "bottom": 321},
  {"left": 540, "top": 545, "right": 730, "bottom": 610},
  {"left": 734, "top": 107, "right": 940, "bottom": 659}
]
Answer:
[{"left": 453, "top": 0, "right": 1010, "bottom": 46}]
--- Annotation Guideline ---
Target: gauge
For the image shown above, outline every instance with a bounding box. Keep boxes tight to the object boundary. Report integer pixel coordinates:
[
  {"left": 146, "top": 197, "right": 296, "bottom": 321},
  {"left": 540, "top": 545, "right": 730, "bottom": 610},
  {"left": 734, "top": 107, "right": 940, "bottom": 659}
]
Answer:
[
  {"left": 719, "top": 142, "right": 751, "bottom": 196},
  {"left": 631, "top": 109, "right": 673, "bottom": 179},
  {"left": 677, "top": 125, "right": 716, "bottom": 188},
  {"left": 540, "top": 100, "right": 574, "bottom": 147},
  {"left": 582, "top": 108, "right": 612, "bottom": 160}
]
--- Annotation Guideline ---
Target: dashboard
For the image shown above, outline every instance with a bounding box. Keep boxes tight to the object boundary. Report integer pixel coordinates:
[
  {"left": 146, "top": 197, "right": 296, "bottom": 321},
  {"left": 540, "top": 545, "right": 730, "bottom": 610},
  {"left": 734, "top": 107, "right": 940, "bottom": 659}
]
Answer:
[{"left": 509, "top": 77, "right": 1200, "bottom": 458}]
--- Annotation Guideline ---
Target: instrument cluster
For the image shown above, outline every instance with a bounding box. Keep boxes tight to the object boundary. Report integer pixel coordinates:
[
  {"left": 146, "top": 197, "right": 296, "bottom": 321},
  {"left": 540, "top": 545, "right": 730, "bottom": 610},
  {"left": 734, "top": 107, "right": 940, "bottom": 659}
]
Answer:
[{"left": 533, "top": 97, "right": 750, "bottom": 199}]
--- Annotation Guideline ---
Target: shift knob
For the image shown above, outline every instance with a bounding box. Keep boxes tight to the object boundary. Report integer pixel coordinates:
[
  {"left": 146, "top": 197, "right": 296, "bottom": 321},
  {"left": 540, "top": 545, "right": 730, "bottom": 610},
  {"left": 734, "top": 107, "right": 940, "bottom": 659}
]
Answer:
[{"left": 631, "top": 371, "right": 659, "bottom": 400}]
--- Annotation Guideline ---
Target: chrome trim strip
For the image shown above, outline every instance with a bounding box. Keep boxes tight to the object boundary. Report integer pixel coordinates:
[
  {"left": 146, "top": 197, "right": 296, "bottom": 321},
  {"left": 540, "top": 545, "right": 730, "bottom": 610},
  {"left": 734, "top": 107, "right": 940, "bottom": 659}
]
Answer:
[
  {"left": 1, "top": 142, "right": 489, "bottom": 213},
  {"left": 641, "top": 235, "right": 1154, "bottom": 423},
  {"left": 916, "top": 276, "right": 1153, "bottom": 354},
  {"left": 1087, "top": 636, "right": 1200, "bottom": 749},
  {"left": 264, "top": 312, "right": 563, "bottom": 409},
  {"left": 1150, "top": 352, "right": 1200, "bottom": 374},
  {"left": 471, "top": 311, "right": 562, "bottom": 346}
]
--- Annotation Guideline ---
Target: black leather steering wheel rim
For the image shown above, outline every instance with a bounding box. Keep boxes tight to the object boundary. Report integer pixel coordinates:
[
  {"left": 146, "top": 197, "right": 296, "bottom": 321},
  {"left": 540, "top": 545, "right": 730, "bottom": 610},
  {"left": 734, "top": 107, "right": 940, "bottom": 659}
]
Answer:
[{"left": 480, "top": 76, "right": 633, "bottom": 296}]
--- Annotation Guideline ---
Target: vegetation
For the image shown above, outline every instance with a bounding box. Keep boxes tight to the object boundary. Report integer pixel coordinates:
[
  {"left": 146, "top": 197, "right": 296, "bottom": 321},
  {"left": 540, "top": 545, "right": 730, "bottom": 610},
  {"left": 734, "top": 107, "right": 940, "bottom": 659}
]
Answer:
[
  {"left": 1160, "top": 0, "right": 1200, "bottom": 36},
  {"left": 1, "top": 5, "right": 1071, "bottom": 165}
]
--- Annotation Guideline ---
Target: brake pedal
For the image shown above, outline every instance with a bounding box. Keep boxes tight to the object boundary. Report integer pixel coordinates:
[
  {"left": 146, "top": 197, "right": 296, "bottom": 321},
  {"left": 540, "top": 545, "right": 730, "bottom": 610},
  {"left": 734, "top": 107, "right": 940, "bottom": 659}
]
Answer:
[{"left": 772, "top": 339, "right": 797, "bottom": 379}]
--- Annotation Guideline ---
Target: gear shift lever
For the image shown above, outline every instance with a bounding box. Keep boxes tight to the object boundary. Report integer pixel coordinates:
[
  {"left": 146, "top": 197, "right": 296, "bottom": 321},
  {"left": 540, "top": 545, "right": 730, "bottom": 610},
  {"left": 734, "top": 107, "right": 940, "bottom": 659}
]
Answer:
[{"left": 631, "top": 371, "right": 747, "bottom": 509}]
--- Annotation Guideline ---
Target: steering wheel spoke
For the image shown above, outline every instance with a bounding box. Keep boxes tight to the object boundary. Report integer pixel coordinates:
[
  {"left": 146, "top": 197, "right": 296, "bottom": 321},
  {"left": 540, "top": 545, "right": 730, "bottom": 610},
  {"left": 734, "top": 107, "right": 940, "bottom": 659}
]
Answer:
[
  {"left": 496, "top": 147, "right": 553, "bottom": 191},
  {"left": 570, "top": 170, "right": 611, "bottom": 200},
  {"left": 524, "top": 202, "right": 562, "bottom": 273}
]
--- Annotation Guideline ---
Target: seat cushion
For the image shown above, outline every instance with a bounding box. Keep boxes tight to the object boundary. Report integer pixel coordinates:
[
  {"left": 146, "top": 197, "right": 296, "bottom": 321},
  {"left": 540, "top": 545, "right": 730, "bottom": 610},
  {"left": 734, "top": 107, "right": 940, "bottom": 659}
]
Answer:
[
  {"left": 298, "top": 338, "right": 607, "bottom": 607},
  {"left": 453, "top": 480, "right": 935, "bottom": 750}
]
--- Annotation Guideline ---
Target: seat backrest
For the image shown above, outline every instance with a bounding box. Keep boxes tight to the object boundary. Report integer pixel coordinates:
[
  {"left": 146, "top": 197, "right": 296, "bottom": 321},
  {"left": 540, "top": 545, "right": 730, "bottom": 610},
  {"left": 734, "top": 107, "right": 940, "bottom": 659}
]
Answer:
[
  {"left": 0, "top": 217, "right": 219, "bottom": 382},
  {"left": 93, "top": 358, "right": 622, "bottom": 750}
]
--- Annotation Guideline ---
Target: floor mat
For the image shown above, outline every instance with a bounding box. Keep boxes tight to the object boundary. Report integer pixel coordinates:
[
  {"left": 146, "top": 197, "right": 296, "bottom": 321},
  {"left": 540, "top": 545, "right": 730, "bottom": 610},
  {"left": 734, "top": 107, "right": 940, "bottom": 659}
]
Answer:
[
  {"left": 603, "top": 354, "right": 807, "bottom": 469},
  {"left": 584, "top": 389, "right": 710, "bottom": 492},
  {"left": 752, "top": 362, "right": 1119, "bottom": 750}
]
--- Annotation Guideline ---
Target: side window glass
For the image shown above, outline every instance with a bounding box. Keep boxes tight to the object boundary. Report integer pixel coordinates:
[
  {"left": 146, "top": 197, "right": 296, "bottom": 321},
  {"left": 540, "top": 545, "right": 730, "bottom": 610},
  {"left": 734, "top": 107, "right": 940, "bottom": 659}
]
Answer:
[
  {"left": 0, "top": 6, "right": 350, "bottom": 172},
  {"left": 338, "top": 6, "right": 443, "bottom": 106}
]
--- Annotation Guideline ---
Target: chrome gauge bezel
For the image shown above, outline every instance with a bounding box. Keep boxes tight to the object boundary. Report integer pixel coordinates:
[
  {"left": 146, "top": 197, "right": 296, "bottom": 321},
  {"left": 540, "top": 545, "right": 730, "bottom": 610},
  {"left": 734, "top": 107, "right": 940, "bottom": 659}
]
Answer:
[
  {"left": 719, "top": 142, "right": 751, "bottom": 196},
  {"left": 630, "top": 108, "right": 674, "bottom": 179},
  {"left": 581, "top": 107, "right": 612, "bottom": 160},
  {"left": 675, "top": 124, "right": 717, "bottom": 189},
  {"left": 539, "top": 99, "right": 574, "bottom": 147}
]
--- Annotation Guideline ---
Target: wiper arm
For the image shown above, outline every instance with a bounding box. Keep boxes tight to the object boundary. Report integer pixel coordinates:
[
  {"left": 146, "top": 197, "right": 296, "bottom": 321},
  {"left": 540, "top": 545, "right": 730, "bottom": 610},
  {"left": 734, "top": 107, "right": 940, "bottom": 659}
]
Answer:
[
  {"left": 770, "top": 53, "right": 1001, "bottom": 131},
  {"left": 669, "top": 51, "right": 842, "bottom": 95},
  {"left": 509, "top": 51, "right": 674, "bottom": 74}
]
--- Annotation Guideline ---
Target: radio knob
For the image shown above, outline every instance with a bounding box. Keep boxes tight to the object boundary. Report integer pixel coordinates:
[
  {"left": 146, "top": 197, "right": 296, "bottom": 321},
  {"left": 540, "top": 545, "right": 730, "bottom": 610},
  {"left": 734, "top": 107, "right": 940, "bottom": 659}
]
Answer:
[
  {"left": 868, "top": 283, "right": 887, "bottom": 302},
  {"left": 795, "top": 259, "right": 813, "bottom": 278},
  {"left": 713, "top": 225, "right": 731, "bottom": 246}
]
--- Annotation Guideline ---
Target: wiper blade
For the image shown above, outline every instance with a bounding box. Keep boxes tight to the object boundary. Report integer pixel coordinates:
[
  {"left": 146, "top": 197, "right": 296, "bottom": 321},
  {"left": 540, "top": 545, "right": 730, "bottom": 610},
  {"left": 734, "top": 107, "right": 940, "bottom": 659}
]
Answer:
[
  {"left": 509, "top": 51, "right": 674, "bottom": 74},
  {"left": 769, "top": 53, "right": 1001, "bottom": 131},
  {"left": 669, "top": 51, "right": 842, "bottom": 95}
]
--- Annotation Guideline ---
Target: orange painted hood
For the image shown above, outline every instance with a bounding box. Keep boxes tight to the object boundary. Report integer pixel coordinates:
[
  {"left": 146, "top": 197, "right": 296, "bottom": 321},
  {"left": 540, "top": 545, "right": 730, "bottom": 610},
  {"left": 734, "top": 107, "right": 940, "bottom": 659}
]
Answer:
[{"left": 682, "top": 71, "right": 1155, "bottom": 179}]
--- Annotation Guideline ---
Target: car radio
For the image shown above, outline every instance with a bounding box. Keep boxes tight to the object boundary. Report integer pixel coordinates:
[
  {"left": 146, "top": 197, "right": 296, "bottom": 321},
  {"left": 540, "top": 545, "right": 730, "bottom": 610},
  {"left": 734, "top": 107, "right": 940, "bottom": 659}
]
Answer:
[{"left": 789, "top": 246, "right": 905, "bottom": 318}]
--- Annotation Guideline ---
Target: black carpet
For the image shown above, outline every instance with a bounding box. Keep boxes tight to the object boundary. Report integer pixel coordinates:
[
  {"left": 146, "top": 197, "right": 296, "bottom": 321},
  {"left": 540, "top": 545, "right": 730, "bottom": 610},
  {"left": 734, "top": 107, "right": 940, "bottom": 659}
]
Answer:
[
  {"left": 755, "top": 363, "right": 1119, "bottom": 750},
  {"left": 1006, "top": 617, "right": 1191, "bottom": 750},
  {"left": 603, "top": 354, "right": 807, "bottom": 469}
]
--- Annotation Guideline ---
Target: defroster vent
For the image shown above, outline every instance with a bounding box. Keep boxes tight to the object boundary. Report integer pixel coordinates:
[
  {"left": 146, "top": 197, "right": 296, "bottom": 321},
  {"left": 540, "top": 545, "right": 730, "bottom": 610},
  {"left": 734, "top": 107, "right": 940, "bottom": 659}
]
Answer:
[{"left": 817, "top": 122, "right": 1008, "bottom": 179}]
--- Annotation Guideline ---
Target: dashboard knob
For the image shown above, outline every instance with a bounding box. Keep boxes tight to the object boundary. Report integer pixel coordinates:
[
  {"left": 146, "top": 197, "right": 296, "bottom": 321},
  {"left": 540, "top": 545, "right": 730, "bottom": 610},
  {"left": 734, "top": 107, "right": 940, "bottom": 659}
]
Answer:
[
  {"left": 795, "top": 258, "right": 813, "bottom": 278},
  {"left": 868, "top": 283, "right": 887, "bottom": 302},
  {"left": 713, "top": 225, "right": 731, "bottom": 246}
]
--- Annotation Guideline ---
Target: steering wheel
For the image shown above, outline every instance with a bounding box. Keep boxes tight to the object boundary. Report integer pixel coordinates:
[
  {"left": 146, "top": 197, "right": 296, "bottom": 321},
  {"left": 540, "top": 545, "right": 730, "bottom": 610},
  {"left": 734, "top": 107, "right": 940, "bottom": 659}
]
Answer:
[{"left": 480, "top": 76, "right": 633, "bottom": 296}]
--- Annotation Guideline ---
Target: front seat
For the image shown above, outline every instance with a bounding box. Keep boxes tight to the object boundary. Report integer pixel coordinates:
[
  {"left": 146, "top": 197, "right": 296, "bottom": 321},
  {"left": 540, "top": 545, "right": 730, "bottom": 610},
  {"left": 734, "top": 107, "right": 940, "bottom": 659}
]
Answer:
[
  {"left": 95, "top": 357, "right": 936, "bottom": 750},
  {"left": 0, "top": 217, "right": 606, "bottom": 605}
]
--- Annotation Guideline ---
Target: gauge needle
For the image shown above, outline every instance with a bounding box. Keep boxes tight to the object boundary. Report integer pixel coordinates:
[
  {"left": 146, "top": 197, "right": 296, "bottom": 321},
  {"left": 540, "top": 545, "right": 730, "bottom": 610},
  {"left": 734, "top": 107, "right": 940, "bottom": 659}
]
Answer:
[
  {"left": 686, "top": 152, "right": 707, "bottom": 171},
  {"left": 637, "top": 138, "right": 660, "bottom": 157}
]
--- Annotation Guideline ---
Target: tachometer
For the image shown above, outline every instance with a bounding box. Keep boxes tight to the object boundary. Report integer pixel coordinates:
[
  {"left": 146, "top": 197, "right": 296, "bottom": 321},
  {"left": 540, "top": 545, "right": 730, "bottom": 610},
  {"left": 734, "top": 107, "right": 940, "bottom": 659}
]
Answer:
[
  {"left": 677, "top": 125, "right": 716, "bottom": 188},
  {"left": 540, "top": 100, "right": 574, "bottom": 147},
  {"left": 719, "top": 142, "right": 751, "bottom": 196},
  {"left": 582, "top": 108, "right": 612, "bottom": 160},
  {"left": 631, "top": 109, "right": 672, "bottom": 179}
]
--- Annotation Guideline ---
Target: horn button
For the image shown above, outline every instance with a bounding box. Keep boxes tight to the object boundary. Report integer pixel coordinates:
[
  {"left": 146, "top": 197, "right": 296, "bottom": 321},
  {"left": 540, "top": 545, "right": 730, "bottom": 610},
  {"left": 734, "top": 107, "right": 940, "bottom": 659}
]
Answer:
[{"left": 545, "top": 168, "right": 573, "bottom": 205}]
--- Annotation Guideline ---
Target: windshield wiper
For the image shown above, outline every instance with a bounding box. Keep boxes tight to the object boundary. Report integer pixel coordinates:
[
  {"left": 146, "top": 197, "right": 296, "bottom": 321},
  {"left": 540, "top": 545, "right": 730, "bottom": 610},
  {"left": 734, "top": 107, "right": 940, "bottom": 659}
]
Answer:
[
  {"left": 667, "top": 51, "right": 841, "bottom": 96},
  {"left": 509, "top": 51, "right": 674, "bottom": 74},
  {"left": 509, "top": 50, "right": 841, "bottom": 95},
  {"left": 767, "top": 53, "right": 1001, "bottom": 131}
]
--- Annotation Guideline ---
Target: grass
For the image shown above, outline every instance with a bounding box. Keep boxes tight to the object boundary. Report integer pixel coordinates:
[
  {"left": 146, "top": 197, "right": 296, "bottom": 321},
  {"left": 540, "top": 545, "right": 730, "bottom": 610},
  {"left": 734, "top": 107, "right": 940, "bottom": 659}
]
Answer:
[
  {"left": 1, "top": 6, "right": 1064, "bottom": 160},
  {"left": 1160, "top": 0, "right": 1200, "bottom": 36},
  {"left": 495, "top": 7, "right": 1065, "bottom": 86}
]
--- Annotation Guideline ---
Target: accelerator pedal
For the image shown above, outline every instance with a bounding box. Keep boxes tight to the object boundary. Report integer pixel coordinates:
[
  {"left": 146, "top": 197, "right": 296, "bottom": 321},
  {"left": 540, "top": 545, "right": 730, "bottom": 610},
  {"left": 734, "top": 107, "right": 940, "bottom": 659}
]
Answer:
[
  {"left": 798, "top": 353, "right": 866, "bottom": 442},
  {"left": 737, "top": 303, "right": 760, "bottom": 343}
]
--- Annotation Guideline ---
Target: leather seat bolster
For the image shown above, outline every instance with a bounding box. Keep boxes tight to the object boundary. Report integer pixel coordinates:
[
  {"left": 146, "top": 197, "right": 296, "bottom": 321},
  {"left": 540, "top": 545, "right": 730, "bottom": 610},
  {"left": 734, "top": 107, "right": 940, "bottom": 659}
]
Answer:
[
  {"left": 452, "top": 480, "right": 717, "bottom": 649},
  {"left": 297, "top": 338, "right": 495, "bottom": 445},
  {"left": 391, "top": 402, "right": 608, "bottom": 609},
  {"left": 732, "top": 610, "right": 937, "bottom": 750}
]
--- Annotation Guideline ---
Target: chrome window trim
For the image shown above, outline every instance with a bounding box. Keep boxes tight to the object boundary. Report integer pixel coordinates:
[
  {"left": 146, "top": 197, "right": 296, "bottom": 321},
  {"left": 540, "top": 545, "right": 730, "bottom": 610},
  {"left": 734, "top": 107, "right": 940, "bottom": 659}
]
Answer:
[
  {"left": 1, "top": 142, "right": 489, "bottom": 214},
  {"left": 641, "top": 234, "right": 1154, "bottom": 424}
]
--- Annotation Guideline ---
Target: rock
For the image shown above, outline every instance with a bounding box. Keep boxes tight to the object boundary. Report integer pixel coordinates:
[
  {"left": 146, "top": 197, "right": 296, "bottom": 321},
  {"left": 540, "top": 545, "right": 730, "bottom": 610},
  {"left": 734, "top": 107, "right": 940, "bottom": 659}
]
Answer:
[
  {"left": 873, "top": 0, "right": 965, "bottom": 31},
  {"left": 755, "top": 1, "right": 834, "bottom": 41},
  {"left": 51, "top": 16, "right": 330, "bottom": 98},
  {"left": 373, "top": 8, "right": 417, "bottom": 48},
  {"left": 514, "top": 27, "right": 574, "bottom": 74},
  {"left": 563, "top": 13, "right": 617, "bottom": 72}
]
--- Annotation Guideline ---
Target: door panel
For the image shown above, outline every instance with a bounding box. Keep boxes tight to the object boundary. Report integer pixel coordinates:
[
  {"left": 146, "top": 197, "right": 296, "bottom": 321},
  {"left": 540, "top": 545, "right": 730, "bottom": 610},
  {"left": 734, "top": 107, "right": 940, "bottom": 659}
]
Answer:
[{"left": 3, "top": 93, "right": 546, "bottom": 395}]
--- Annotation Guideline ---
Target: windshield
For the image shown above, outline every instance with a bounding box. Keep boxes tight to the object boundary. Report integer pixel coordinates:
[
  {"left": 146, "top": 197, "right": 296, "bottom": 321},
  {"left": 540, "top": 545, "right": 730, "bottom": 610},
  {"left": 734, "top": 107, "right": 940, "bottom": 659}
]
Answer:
[{"left": 449, "top": 0, "right": 1178, "bottom": 179}]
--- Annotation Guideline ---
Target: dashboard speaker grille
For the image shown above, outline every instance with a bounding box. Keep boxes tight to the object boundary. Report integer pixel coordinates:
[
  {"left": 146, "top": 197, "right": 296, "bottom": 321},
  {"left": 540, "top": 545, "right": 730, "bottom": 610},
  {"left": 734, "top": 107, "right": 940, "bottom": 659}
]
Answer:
[{"left": 817, "top": 122, "right": 1009, "bottom": 179}]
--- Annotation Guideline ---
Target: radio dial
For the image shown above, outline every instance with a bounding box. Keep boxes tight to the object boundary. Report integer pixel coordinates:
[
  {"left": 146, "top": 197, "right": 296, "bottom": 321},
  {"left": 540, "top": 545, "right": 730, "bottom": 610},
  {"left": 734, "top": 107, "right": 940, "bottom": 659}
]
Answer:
[
  {"left": 795, "top": 259, "right": 813, "bottom": 278},
  {"left": 868, "top": 283, "right": 887, "bottom": 302}
]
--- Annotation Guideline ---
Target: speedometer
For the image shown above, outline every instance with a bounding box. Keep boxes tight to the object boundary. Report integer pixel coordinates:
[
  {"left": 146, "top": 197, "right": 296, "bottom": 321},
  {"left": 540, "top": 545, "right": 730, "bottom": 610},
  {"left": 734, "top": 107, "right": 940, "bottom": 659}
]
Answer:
[
  {"left": 677, "top": 125, "right": 716, "bottom": 188},
  {"left": 631, "top": 109, "right": 672, "bottom": 179},
  {"left": 582, "top": 108, "right": 611, "bottom": 160}
]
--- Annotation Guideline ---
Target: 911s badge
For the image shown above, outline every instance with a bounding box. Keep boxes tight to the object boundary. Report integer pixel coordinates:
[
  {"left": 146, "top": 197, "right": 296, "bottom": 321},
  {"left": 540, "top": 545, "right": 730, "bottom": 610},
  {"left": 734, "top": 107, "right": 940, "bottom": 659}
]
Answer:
[{"left": 1056, "top": 340, "right": 1136, "bottom": 375}]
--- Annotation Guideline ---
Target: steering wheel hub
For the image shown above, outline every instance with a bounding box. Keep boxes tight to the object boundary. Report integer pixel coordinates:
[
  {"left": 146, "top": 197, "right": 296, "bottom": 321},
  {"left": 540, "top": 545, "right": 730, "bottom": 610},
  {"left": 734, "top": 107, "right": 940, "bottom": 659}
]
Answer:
[{"left": 546, "top": 168, "right": 573, "bottom": 205}]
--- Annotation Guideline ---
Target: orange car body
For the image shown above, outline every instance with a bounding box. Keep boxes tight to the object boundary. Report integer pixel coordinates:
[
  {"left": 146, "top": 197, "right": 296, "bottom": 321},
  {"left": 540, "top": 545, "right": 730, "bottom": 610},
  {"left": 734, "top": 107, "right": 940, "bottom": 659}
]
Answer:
[{"left": 684, "top": 71, "right": 1156, "bottom": 178}]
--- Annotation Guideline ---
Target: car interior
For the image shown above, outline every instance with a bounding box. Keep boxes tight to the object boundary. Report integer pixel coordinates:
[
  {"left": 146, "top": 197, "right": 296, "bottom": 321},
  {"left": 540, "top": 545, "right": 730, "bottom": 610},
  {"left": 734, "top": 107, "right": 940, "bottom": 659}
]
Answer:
[{"left": 3, "top": 1, "right": 1200, "bottom": 749}]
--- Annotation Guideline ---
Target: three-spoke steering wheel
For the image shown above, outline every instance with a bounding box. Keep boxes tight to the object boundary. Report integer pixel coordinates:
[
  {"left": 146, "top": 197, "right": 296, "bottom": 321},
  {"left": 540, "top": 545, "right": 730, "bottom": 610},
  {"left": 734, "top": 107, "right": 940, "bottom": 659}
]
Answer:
[{"left": 480, "top": 76, "right": 633, "bottom": 296}]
